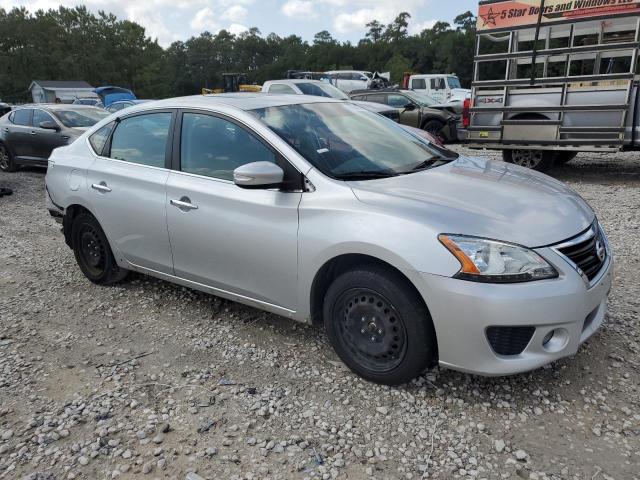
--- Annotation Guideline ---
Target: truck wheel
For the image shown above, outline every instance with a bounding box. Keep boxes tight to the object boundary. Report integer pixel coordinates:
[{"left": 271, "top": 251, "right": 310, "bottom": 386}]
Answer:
[
  {"left": 503, "top": 149, "right": 555, "bottom": 172},
  {"left": 0, "top": 144, "right": 17, "bottom": 172},
  {"left": 323, "top": 265, "right": 437, "bottom": 385},
  {"left": 555, "top": 152, "right": 578, "bottom": 165}
]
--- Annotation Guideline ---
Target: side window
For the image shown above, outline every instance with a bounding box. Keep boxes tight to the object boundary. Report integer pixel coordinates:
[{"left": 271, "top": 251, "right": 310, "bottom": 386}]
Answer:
[
  {"left": 351, "top": 95, "right": 367, "bottom": 101},
  {"left": 267, "top": 84, "right": 296, "bottom": 94},
  {"left": 297, "top": 83, "right": 330, "bottom": 97},
  {"left": 338, "top": 72, "right": 352, "bottom": 80},
  {"left": 33, "top": 109, "right": 55, "bottom": 127},
  {"left": 411, "top": 78, "right": 426, "bottom": 89},
  {"left": 13, "top": 109, "right": 32, "bottom": 126},
  {"left": 352, "top": 73, "right": 364, "bottom": 81},
  {"left": 367, "top": 94, "right": 387, "bottom": 105},
  {"left": 89, "top": 122, "right": 115, "bottom": 156},
  {"left": 109, "top": 113, "right": 172, "bottom": 167},
  {"left": 387, "top": 94, "right": 409, "bottom": 108},
  {"left": 430, "top": 78, "right": 445, "bottom": 90},
  {"left": 180, "top": 113, "right": 276, "bottom": 181}
]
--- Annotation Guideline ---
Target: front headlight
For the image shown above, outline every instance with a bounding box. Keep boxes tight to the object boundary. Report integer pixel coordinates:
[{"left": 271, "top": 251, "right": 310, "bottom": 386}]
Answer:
[{"left": 439, "top": 234, "right": 558, "bottom": 283}]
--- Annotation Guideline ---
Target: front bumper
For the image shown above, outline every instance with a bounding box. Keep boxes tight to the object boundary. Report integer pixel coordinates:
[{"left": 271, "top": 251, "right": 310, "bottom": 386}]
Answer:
[{"left": 415, "top": 247, "right": 613, "bottom": 376}]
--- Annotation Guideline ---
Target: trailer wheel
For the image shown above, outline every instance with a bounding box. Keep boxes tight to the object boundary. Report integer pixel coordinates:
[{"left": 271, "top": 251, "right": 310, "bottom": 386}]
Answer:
[{"left": 503, "top": 149, "right": 555, "bottom": 172}]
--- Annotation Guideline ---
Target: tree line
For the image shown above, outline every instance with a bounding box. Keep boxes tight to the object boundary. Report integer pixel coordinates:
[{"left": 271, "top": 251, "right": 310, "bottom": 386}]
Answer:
[{"left": 0, "top": 6, "right": 477, "bottom": 103}]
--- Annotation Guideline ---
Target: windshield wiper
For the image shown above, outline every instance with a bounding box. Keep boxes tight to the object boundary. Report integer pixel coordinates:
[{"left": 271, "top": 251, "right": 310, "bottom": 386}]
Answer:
[
  {"left": 333, "top": 170, "right": 399, "bottom": 180},
  {"left": 403, "top": 155, "right": 455, "bottom": 173}
]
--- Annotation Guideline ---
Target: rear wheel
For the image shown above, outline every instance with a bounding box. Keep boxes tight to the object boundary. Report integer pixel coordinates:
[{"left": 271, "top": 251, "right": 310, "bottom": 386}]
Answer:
[
  {"left": 71, "top": 213, "right": 128, "bottom": 285},
  {"left": 503, "top": 149, "right": 555, "bottom": 172},
  {"left": 0, "top": 144, "right": 17, "bottom": 172},
  {"left": 323, "top": 265, "right": 437, "bottom": 385},
  {"left": 555, "top": 151, "right": 578, "bottom": 165}
]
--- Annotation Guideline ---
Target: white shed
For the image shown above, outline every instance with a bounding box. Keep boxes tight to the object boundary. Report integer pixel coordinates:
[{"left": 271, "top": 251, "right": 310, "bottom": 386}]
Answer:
[{"left": 29, "top": 80, "right": 96, "bottom": 104}]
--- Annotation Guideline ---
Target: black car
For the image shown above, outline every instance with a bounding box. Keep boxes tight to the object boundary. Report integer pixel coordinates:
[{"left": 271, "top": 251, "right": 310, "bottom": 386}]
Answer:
[
  {"left": 349, "top": 88, "right": 460, "bottom": 143},
  {"left": 0, "top": 104, "right": 109, "bottom": 172}
]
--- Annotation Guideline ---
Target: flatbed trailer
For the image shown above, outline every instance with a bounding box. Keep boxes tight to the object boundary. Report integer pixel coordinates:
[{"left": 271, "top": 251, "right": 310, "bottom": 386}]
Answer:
[{"left": 465, "top": 0, "right": 640, "bottom": 170}]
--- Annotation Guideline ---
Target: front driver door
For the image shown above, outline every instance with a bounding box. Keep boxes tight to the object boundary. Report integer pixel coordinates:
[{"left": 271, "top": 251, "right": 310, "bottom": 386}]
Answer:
[
  {"left": 165, "top": 111, "right": 301, "bottom": 311},
  {"left": 31, "top": 109, "right": 67, "bottom": 160},
  {"left": 86, "top": 111, "right": 175, "bottom": 274}
]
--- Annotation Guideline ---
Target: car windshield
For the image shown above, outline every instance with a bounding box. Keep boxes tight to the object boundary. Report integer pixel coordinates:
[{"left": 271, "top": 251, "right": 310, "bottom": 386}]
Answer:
[
  {"left": 447, "top": 76, "right": 462, "bottom": 89},
  {"left": 403, "top": 91, "right": 439, "bottom": 106},
  {"left": 251, "top": 102, "right": 453, "bottom": 180},
  {"left": 53, "top": 108, "right": 110, "bottom": 128},
  {"left": 297, "top": 82, "right": 349, "bottom": 100}
]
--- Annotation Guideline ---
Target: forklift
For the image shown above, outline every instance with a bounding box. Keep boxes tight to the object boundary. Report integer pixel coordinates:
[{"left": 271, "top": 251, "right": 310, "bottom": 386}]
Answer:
[{"left": 202, "top": 73, "right": 262, "bottom": 95}]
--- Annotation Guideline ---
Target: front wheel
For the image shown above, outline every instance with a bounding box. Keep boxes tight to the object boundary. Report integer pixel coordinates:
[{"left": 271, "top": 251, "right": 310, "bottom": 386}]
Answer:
[
  {"left": 0, "top": 144, "right": 17, "bottom": 172},
  {"left": 71, "top": 213, "right": 128, "bottom": 285},
  {"left": 422, "top": 119, "right": 445, "bottom": 143},
  {"left": 503, "top": 149, "right": 555, "bottom": 172},
  {"left": 323, "top": 265, "right": 437, "bottom": 385}
]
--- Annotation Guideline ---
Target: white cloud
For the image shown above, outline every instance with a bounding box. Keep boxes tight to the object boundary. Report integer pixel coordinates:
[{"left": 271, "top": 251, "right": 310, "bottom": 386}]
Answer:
[
  {"left": 191, "top": 7, "right": 219, "bottom": 31},
  {"left": 221, "top": 5, "right": 248, "bottom": 22},
  {"left": 409, "top": 19, "right": 437, "bottom": 34},
  {"left": 281, "top": 0, "right": 315, "bottom": 18},
  {"left": 227, "top": 23, "right": 249, "bottom": 35}
]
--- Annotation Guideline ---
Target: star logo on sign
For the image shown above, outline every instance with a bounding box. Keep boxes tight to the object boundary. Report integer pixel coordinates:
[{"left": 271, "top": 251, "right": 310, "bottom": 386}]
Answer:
[{"left": 480, "top": 7, "right": 498, "bottom": 27}]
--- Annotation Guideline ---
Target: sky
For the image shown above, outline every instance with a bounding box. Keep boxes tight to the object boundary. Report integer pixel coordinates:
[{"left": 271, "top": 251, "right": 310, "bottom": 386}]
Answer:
[{"left": 4, "top": 0, "right": 479, "bottom": 47}]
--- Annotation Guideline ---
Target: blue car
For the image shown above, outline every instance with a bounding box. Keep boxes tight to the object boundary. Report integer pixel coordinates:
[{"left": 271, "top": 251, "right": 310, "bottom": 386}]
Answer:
[
  {"left": 106, "top": 99, "right": 152, "bottom": 113},
  {"left": 94, "top": 86, "right": 136, "bottom": 108}
]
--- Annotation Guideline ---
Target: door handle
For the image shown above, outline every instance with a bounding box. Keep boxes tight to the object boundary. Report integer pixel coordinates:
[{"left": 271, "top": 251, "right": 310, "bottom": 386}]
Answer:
[
  {"left": 29, "top": 131, "right": 36, "bottom": 135},
  {"left": 170, "top": 197, "right": 198, "bottom": 211},
  {"left": 2, "top": 128, "right": 8, "bottom": 133},
  {"left": 91, "top": 182, "right": 112, "bottom": 193}
]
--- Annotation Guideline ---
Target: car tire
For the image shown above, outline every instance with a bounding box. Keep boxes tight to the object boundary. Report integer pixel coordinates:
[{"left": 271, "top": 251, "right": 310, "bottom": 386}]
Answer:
[
  {"left": 0, "top": 143, "right": 17, "bottom": 172},
  {"left": 323, "top": 265, "right": 437, "bottom": 385},
  {"left": 555, "top": 151, "right": 578, "bottom": 165},
  {"left": 502, "top": 149, "right": 555, "bottom": 172},
  {"left": 422, "top": 119, "right": 445, "bottom": 142},
  {"left": 71, "top": 213, "right": 128, "bottom": 285}
]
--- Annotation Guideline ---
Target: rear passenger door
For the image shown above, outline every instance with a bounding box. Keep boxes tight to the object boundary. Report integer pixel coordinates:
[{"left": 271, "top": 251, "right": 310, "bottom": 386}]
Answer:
[
  {"left": 387, "top": 94, "right": 420, "bottom": 127},
  {"left": 4, "top": 109, "right": 33, "bottom": 159},
  {"left": 165, "top": 110, "right": 301, "bottom": 310},
  {"left": 86, "top": 111, "right": 176, "bottom": 274}
]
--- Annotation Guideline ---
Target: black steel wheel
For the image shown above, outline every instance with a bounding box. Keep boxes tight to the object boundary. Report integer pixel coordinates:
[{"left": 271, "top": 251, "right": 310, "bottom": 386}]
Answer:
[
  {"left": 333, "top": 288, "right": 408, "bottom": 373},
  {"left": 0, "top": 144, "right": 16, "bottom": 172},
  {"left": 71, "top": 213, "right": 128, "bottom": 285},
  {"left": 324, "top": 265, "right": 437, "bottom": 385}
]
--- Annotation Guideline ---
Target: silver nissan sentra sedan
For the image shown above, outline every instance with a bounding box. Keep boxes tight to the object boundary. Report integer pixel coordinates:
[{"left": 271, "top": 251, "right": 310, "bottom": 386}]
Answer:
[{"left": 44, "top": 94, "right": 613, "bottom": 385}]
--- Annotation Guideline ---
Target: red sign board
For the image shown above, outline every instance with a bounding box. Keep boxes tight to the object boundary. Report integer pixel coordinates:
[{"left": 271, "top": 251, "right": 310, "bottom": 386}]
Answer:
[{"left": 477, "top": 0, "right": 640, "bottom": 31}]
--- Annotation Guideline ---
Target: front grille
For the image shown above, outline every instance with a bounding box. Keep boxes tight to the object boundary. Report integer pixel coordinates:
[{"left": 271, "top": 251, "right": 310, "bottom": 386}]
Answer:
[
  {"left": 556, "top": 223, "right": 607, "bottom": 282},
  {"left": 486, "top": 326, "right": 535, "bottom": 356}
]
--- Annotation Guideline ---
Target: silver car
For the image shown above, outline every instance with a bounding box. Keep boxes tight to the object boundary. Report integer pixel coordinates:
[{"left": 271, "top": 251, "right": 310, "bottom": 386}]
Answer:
[{"left": 45, "top": 94, "right": 613, "bottom": 385}]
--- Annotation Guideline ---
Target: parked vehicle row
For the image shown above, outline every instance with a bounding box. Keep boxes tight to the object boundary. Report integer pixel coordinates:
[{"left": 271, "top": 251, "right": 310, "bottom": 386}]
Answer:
[{"left": 44, "top": 94, "right": 612, "bottom": 385}]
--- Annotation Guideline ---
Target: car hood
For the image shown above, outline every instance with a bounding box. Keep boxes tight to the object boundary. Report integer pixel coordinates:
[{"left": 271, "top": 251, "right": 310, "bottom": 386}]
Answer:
[{"left": 349, "top": 155, "right": 594, "bottom": 247}]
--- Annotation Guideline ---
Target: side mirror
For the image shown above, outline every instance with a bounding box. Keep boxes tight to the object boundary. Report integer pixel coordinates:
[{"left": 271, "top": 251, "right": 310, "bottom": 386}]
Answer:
[
  {"left": 233, "top": 161, "right": 284, "bottom": 189},
  {"left": 39, "top": 120, "right": 60, "bottom": 131},
  {"left": 403, "top": 103, "right": 416, "bottom": 111}
]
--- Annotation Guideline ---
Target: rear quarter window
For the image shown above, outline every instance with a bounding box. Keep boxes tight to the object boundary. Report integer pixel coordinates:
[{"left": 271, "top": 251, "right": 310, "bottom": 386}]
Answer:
[
  {"left": 12, "top": 109, "right": 32, "bottom": 126},
  {"left": 89, "top": 122, "right": 115, "bottom": 156}
]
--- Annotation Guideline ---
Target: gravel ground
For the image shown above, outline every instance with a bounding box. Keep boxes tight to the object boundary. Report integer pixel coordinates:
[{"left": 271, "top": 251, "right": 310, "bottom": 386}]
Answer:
[{"left": 0, "top": 149, "right": 639, "bottom": 480}]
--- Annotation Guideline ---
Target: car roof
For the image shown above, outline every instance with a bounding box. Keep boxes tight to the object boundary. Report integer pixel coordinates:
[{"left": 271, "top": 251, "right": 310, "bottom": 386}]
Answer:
[
  {"left": 264, "top": 79, "right": 325, "bottom": 85},
  {"left": 137, "top": 93, "right": 341, "bottom": 111},
  {"left": 349, "top": 88, "right": 403, "bottom": 95},
  {"left": 14, "top": 104, "right": 104, "bottom": 111}
]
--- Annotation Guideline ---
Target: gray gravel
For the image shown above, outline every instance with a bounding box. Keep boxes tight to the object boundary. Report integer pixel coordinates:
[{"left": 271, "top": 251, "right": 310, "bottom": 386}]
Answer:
[{"left": 1, "top": 149, "right": 639, "bottom": 480}]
